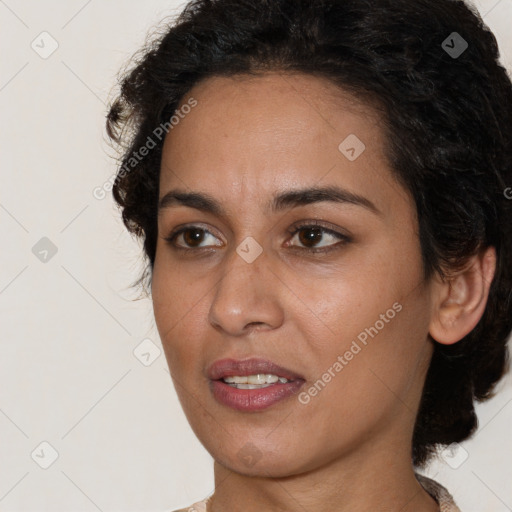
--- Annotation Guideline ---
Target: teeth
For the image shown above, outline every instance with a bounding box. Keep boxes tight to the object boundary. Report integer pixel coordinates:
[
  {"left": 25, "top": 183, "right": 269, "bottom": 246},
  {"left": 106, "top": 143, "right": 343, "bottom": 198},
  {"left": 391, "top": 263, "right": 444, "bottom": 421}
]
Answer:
[
  {"left": 228, "top": 383, "right": 275, "bottom": 389},
  {"left": 222, "top": 374, "right": 289, "bottom": 386},
  {"left": 247, "top": 374, "right": 278, "bottom": 384},
  {"left": 223, "top": 375, "right": 249, "bottom": 384}
]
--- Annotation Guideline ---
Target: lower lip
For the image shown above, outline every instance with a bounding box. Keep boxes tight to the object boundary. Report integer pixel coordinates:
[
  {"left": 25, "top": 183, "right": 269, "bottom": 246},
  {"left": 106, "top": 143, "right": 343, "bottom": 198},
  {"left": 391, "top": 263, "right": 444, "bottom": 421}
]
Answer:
[{"left": 210, "top": 379, "right": 305, "bottom": 411}]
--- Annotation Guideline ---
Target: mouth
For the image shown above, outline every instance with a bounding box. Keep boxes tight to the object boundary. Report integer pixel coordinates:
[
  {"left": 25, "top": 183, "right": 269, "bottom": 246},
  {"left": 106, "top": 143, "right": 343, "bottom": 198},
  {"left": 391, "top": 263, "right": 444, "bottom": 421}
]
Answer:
[
  {"left": 221, "top": 374, "right": 292, "bottom": 389},
  {"left": 207, "top": 357, "right": 305, "bottom": 411}
]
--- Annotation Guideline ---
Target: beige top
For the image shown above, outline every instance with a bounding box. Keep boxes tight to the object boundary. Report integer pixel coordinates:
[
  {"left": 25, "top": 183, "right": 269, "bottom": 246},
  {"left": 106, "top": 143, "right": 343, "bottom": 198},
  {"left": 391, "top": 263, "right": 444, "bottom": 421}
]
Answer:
[
  {"left": 416, "top": 474, "right": 462, "bottom": 512},
  {"left": 172, "top": 473, "right": 461, "bottom": 512}
]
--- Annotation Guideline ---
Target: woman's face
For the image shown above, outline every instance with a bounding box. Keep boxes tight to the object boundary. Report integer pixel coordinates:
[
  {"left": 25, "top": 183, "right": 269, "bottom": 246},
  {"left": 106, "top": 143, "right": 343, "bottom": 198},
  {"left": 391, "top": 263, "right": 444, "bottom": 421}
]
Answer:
[{"left": 152, "top": 72, "right": 436, "bottom": 476}]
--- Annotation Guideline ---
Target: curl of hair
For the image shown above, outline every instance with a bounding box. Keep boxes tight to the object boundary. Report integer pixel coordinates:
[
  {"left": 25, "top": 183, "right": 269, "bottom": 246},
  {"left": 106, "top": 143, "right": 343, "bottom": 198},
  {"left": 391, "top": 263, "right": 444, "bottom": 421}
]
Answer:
[{"left": 106, "top": 0, "right": 512, "bottom": 466}]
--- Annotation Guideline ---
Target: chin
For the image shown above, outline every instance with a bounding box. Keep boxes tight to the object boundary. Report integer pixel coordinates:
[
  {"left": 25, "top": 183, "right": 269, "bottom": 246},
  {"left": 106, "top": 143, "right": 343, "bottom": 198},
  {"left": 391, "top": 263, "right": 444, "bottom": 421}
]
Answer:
[{"left": 203, "top": 434, "right": 313, "bottom": 477}]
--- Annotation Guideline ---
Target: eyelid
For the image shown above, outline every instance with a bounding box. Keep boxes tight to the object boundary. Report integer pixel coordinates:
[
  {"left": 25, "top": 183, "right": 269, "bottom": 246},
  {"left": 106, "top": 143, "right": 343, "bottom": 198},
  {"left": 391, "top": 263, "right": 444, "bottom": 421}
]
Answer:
[
  {"left": 286, "top": 219, "right": 351, "bottom": 238},
  {"left": 285, "top": 220, "right": 352, "bottom": 252},
  {"left": 164, "top": 223, "right": 223, "bottom": 247},
  {"left": 164, "top": 220, "right": 352, "bottom": 252}
]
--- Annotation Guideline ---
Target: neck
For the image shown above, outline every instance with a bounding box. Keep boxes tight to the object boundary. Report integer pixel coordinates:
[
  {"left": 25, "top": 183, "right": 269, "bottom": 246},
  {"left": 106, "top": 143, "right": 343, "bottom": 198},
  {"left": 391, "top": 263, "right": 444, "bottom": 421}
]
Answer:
[{"left": 208, "top": 438, "right": 439, "bottom": 512}]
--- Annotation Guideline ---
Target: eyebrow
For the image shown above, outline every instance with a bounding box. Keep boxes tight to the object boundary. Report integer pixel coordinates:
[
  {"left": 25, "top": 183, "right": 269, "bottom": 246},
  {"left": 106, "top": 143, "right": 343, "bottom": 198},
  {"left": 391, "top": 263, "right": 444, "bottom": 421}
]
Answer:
[{"left": 158, "top": 185, "right": 381, "bottom": 217}]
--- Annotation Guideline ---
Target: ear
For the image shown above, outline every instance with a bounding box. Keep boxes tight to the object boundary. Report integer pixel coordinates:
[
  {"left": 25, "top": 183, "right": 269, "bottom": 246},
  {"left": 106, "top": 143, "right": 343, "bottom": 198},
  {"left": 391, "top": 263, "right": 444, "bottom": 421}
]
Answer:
[{"left": 429, "top": 246, "right": 496, "bottom": 345}]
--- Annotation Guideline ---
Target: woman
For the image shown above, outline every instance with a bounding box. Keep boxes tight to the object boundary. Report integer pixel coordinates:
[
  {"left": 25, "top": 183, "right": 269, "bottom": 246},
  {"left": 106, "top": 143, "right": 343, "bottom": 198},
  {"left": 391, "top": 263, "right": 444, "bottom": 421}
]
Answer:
[{"left": 106, "top": 0, "right": 512, "bottom": 510}]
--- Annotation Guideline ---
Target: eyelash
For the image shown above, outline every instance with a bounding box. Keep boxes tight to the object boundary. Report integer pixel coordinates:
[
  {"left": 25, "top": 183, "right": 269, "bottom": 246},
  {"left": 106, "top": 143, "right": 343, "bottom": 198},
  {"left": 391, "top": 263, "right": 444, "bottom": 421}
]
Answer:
[{"left": 164, "top": 220, "right": 351, "bottom": 254}]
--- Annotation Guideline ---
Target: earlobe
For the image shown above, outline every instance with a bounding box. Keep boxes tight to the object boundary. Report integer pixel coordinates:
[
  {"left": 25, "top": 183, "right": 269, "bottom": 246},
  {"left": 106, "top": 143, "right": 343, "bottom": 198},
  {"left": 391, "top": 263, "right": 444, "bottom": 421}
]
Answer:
[{"left": 429, "top": 246, "right": 496, "bottom": 345}]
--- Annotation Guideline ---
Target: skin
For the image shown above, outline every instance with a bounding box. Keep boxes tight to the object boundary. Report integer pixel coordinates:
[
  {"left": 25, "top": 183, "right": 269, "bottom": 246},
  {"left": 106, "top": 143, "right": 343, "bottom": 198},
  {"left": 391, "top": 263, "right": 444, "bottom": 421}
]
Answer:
[{"left": 151, "top": 72, "right": 496, "bottom": 512}]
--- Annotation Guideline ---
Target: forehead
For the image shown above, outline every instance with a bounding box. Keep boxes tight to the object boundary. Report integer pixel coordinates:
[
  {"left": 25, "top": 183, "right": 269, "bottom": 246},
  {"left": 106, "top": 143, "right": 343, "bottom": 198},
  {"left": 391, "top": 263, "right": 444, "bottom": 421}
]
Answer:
[
  {"left": 166, "top": 72, "right": 383, "bottom": 151},
  {"left": 159, "top": 72, "right": 406, "bottom": 218}
]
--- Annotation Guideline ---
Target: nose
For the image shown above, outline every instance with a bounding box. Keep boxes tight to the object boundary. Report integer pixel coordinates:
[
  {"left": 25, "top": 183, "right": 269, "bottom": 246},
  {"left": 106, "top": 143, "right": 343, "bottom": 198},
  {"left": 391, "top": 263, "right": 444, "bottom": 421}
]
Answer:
[{"left": 208, "top": 245, "right": 285, "bottom": 336}]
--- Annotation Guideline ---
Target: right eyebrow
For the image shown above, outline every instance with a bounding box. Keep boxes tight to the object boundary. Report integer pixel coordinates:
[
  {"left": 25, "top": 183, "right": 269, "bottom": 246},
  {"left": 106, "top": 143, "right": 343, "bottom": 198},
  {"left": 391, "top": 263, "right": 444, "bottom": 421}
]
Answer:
[{"left": 158, "top": 185, "right": 381, "bottom": 217}]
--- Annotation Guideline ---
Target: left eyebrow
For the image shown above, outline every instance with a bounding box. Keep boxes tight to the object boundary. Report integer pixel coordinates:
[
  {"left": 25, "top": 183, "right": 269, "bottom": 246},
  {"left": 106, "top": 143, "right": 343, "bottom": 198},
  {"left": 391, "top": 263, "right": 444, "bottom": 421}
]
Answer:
[{"left": 158, "top": 185, "right": 382, "bottom": 217}]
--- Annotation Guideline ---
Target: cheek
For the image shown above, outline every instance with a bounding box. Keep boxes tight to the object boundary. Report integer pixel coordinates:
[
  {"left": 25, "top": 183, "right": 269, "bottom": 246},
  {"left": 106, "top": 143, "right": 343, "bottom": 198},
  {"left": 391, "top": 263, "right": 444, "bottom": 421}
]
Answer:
[
  {"left": 292, "top": 298, "right": 431, "bottom": 461},
  {"left": 296, "top": 242, "right": 417, "bottom": 348},
  {"left": 294, "top": 236, "right": 430, "bottom": 403},
  {"left": 151, "top": 254, "right": 204, "bottom": 370},
  {"left": 152, "top": 248, "right": 207, "bottom": 326}
]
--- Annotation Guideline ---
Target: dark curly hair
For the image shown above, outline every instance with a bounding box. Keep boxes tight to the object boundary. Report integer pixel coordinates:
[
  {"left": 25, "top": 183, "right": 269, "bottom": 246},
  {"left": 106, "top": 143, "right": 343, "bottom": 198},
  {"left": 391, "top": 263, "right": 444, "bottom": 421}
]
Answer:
[{"left": 105, "top": 0, "right": 512, "bottom": 467}]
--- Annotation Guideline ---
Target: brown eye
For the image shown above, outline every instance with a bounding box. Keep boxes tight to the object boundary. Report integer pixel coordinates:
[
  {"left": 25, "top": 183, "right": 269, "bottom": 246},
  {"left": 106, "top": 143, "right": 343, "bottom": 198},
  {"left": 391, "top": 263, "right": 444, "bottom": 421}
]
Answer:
[
  {"left": 287, "top": 223, "right": 351, "bottom": 253},
  {"left": 165, "top": 226, "right": 222, "bottom": 249},
  {"left": 182, "top": 228, "right": 206, "bottom": 247},
  {"left": 297, "top": 227, "right": 324, "bottom": 248}
]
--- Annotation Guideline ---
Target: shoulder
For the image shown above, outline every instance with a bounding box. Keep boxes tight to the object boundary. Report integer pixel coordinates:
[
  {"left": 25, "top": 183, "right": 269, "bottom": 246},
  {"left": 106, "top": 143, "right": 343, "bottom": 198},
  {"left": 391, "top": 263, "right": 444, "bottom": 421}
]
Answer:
[
  {"left": 415, "top": 473, "right": 462, "bottom": 512},
  {"left": 169, "top": 498, "right": 209, "bottom": 512}
]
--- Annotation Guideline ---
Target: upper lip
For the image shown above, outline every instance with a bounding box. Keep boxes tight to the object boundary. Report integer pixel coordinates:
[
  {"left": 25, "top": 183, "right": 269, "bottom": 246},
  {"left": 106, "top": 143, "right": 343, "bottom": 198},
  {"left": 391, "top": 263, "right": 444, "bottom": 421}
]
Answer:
[{"left": 207, "top": 357, "right": 305, "bottom": 381}]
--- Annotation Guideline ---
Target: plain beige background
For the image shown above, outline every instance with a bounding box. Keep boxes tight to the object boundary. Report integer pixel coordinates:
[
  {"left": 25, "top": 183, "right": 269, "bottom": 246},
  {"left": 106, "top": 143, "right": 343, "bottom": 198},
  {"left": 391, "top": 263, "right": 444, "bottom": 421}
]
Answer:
[{"left": 1, "top": 0, "right": 511, "bottom": 510}]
